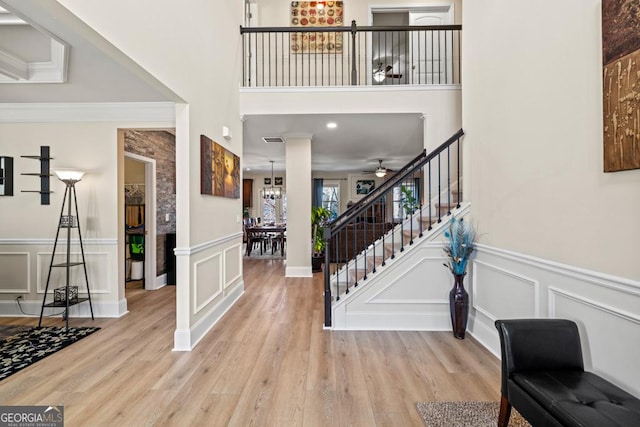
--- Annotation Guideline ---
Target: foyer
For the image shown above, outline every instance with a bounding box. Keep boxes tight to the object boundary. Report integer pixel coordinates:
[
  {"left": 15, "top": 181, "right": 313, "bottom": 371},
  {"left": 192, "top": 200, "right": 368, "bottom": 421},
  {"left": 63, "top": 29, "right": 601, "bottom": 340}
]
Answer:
[{"left": 0, "top": 258, "right": 500, "bottom": 426}]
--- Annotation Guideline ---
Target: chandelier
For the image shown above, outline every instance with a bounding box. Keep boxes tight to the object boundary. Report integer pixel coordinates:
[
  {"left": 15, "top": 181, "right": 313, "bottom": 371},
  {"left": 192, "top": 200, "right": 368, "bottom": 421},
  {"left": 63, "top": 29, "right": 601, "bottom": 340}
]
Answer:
[{"left": 261, "top": 160, "right": 282, "bottom": 200}]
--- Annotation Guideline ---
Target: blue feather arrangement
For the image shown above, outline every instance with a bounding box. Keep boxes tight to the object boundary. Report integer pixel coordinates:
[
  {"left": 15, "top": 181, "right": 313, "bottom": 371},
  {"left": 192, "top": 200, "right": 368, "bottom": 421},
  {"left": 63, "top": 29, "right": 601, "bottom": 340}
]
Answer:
[{"left": 443, "top": 217, "right": 476, "bottom": 275}]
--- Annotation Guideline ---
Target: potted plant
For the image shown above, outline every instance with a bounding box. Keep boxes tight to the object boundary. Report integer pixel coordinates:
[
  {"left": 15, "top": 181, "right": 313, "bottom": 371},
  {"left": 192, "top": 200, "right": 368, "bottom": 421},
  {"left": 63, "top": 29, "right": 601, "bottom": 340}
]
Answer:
[
  {"left": 442, "top": 216, "right": 476, "bottom": 339},
  {"left": 311, "top": 206, "right": 331, "bottom": 272},
  {"left": 401, "top": 185, "right": 419, "bottom": 216}
]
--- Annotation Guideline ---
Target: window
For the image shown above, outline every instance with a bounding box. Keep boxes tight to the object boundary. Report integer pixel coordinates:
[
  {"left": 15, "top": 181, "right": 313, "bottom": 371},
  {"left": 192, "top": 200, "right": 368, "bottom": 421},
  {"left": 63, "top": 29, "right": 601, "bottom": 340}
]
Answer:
[
  {"left": 393, "top": 180, "right": 419, "bottom": 221},
  {"left": 322, "top": 182, "right": 340, "bottom": 219},
  {"left": 262, "top": 193, "right": 287, "bottom": 224}
]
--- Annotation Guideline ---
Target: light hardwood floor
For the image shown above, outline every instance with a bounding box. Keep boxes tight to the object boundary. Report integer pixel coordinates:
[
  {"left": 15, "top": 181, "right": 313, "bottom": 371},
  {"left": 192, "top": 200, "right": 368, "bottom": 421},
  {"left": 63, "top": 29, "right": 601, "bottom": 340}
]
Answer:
[{"left": 0, "top": 258, "right": 501, "bottom": 426}]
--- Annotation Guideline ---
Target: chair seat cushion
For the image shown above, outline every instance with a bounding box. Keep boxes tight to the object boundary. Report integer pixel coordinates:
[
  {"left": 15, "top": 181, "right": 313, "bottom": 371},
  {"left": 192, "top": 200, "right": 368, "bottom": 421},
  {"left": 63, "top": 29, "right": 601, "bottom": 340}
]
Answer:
[{"left": 514, "top": 371, "right": 640, "bottom": 427}]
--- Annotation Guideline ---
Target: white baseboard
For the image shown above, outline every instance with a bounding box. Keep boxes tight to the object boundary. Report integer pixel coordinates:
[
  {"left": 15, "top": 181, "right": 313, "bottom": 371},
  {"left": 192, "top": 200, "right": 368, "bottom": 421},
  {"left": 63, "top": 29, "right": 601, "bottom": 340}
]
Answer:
[
  {"left": 172, "top": 282, "right": 244, "bottom": 351},
  {"left": 153, "top": 273, "right": 167, "bottom": 290},
  {"left": 286, "top": 266, "right": 313, "bottom": 277},
  {"left": 0, "top": 298, "right": 128, "bottom": 318}
]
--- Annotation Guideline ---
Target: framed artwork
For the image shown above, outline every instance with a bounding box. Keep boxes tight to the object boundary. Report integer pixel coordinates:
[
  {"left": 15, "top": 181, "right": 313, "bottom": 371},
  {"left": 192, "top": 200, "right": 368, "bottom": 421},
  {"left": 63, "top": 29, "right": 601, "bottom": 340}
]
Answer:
[
  {"left": 274, "top": 177, "right": 283, "bottom": 185},
  {"left": 290, "top": 1, "right": 344, "bottom": 54},
  {"left": 355, "top": 179, "right": 375, "bottom": 195},
  {"left": 602, "top": 0, "right": 640, "bottom": 171},
  {"left": 264, "top": 177, "right": 271, "bottom": 185},
  {"left": 200, "top": 135, "right": 240, "bottom": 198}
]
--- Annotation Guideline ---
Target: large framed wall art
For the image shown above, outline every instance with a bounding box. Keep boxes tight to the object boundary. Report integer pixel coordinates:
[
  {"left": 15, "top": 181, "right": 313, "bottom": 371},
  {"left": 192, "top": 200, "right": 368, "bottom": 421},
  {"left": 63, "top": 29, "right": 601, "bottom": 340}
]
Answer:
[
  {"left": 290, "top": 1, "right": 344, "bottom": 54},
  {"left": 200, "top": 135, "right": 240, "bottom": 198},
  {"left": 602, "top": 0, "right": 640, "bottom": 172}
]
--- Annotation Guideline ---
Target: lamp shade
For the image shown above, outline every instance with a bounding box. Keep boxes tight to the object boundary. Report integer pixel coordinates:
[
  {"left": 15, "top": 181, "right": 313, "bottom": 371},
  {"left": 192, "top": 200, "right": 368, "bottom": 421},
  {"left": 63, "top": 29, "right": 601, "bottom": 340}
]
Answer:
[
  {"left": 375, "top": 169, "right": 386, "bottom": 178},
  {"left": 54, "top": 170, "right": 85, "bottom": 183}
]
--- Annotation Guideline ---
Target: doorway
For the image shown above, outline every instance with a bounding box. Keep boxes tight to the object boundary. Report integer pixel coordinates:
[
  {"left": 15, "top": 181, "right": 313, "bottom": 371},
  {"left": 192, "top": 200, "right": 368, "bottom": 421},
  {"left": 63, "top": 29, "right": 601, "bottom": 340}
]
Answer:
[
  {"left": 121, "top": 129, "right": 177, "bottom": 300},
  {"left": 124, "top": 153, "right": 156, "bottom": 290},
  {"left": 370, "top": 4, "right": 455, "bottom": 85}
]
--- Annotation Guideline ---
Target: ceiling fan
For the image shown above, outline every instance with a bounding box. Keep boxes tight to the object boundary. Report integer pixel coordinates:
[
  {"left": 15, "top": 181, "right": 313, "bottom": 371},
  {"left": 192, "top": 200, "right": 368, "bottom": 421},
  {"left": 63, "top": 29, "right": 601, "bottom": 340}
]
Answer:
[
  {"left": 373, "top": 63, "right": 403, "bottom": 83},
  {"left": 362, "top": 160, "right": 390, "bottom": 178}
]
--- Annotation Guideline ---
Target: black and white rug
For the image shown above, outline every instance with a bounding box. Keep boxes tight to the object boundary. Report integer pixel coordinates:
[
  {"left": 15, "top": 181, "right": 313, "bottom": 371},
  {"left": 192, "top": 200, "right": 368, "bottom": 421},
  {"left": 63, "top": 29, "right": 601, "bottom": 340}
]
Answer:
[{"left": 0, "top": 326, "right": 100, "bottom": 381}]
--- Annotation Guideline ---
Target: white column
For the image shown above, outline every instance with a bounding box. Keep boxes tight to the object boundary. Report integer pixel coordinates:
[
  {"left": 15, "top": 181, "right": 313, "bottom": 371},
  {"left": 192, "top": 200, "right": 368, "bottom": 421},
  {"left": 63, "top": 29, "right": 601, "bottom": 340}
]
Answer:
[
  {"left": 173, "top": 103, "right": 192, "bottom": 351},
  {"left": 284, "top": 133, "right": 313, "bottom": 277}
]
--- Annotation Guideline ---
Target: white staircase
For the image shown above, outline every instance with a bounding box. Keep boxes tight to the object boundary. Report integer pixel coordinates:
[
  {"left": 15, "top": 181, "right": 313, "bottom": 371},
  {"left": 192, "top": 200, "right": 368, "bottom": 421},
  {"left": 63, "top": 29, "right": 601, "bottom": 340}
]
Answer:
[{"left": 329, "top": 201, "right": 470, "bottom": 330}]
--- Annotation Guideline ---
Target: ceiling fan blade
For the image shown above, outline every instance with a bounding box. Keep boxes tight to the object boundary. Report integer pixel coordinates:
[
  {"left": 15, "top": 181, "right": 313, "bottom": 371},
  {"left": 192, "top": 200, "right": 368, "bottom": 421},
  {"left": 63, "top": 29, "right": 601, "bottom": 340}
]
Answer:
[
  {"left": 386, "top": 73, "right": 403, "bottom": 79},
  {"left": 384, "top": 65, "right": 393, "bottom": 72}
]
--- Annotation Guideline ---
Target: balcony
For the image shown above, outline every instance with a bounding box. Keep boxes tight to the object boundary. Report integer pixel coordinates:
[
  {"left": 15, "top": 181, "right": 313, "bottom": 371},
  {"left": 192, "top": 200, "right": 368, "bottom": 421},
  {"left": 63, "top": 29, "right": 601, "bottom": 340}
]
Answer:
[{"left": 241, "top": 21, "right": 461, "bottom": 88}]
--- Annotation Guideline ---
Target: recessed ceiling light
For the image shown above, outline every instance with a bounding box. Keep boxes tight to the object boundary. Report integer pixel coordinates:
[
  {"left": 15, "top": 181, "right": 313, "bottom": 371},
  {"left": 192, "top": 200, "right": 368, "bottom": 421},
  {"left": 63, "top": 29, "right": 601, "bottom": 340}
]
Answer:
[{"left": 326, "top": 122, "right": 337, "bottom": 129}]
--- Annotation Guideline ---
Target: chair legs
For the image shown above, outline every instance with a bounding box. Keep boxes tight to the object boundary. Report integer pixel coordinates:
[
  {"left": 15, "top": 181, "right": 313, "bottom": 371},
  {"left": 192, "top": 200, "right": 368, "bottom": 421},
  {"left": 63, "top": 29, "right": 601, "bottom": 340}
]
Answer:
[
  {"left": 270, "top": 236, "right": 286, "bottom": 256},
  {"left": 498, "top": 395, "right": 512, "bottom": 427}
]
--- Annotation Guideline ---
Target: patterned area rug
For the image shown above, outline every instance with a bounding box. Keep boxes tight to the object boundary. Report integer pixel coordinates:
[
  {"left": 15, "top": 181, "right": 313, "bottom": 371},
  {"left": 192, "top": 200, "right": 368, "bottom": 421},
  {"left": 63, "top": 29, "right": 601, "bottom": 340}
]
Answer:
[
  {"left": 0, "top": 327, "right": 100, "bottom": 381},
  {"left": 416, "top": 401, "right": 531, "bottom": 427}
]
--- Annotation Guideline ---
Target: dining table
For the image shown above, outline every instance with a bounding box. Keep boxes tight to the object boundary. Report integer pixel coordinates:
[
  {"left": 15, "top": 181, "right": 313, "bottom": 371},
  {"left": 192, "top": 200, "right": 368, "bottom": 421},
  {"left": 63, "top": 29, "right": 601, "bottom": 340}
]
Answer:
[{"left": 245, "top": 224, "right": 286, "bottom": 256}]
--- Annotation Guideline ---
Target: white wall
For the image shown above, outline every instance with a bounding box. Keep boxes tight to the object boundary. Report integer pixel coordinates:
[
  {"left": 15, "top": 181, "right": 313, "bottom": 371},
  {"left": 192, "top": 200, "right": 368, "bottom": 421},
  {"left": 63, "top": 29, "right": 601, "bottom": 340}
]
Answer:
[
  {"left": 462, "top": 0, "right": 639, "bottom": 280},
  {"left": 256, "top": 0, "right": 462, "bottom": 26},
  {"left": 0, "top": 119, "right": 169, "bottom": 318},
  {"left": 463, "top": 0, "right": 640, "bottom": 396},
  {"left": 58, "top": 0, "right": 245, "bottom": 349}
]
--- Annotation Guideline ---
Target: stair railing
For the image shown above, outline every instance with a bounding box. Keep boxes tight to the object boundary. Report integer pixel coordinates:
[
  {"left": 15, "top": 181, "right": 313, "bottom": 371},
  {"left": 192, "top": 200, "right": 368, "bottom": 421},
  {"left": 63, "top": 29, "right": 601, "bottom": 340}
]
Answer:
[
  {"left": 323, "top": 128, "right": 464, "bottom": 327},
  {"left": 241, "top": 21, "right": 462, "bottom": 88}
]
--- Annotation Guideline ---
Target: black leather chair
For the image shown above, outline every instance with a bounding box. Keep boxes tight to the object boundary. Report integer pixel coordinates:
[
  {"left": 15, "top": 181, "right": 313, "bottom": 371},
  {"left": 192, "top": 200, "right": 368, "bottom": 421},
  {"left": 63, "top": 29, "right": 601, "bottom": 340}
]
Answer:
[{"left": 495, "top": 319, "right": 640, "bottom": 427}]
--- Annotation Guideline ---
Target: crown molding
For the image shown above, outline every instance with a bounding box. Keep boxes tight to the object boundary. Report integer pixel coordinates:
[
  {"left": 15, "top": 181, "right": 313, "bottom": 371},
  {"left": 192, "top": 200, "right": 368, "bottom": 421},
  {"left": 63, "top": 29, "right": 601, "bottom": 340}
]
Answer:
[
  {"left": 0, "top": 102, "right": 176, "bottom": 123},
  {"left": 0, "top": 39, "right": 68, "bottom": 83}
]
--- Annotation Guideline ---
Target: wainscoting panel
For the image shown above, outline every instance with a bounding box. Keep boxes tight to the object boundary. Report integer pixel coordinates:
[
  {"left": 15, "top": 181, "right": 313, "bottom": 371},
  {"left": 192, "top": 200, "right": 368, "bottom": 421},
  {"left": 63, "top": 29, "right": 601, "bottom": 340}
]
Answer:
[
  {"left": 472, "top": 260, "right": 538, "bottom": 321},
  {"left": 333, "top": 246, "right": 453, "bottom": 330},
  {"left": 37, "top": 252, "right": 111, "bottom": 294},
  {"left": 369, "top": 256, "right": 452, "bottom": 303},
  {"left": 193, "top": 252, "right": 223, "bottom": 314},
  {"left": 224, "top": 243, "right": 242, "bottom": 290},
  {"left": 179, "top": 233, "right": 245, "bottom": 351},
  {"left": 0, "top": 252, "right": 29, "bottom": 293},
  {"left": 469, "top": 244, "right": 640, "bottom": 397},
  {"left": 549, "top": 287, "right": 640, "bottom": 395}
]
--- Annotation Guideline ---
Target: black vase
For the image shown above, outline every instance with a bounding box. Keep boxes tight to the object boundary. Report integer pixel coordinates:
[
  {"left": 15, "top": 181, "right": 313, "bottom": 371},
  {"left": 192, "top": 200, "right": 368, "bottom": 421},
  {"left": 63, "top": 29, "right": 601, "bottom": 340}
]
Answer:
[{"left": 449, "top": 273, "right": 469, "bottom": 339}]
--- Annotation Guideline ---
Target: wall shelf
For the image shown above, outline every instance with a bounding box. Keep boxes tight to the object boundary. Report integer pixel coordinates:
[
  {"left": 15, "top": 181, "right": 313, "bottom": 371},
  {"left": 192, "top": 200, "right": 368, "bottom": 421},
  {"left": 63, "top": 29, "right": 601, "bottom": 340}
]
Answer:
[{"left": 20, "top": 146, "right": 52, "bottom": 205}]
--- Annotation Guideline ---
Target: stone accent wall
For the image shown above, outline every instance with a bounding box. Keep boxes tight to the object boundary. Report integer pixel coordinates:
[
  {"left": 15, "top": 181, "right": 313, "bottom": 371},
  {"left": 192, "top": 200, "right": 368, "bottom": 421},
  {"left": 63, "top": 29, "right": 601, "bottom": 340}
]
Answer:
[{"left": 124, "top": 130, "right": 176, "bottom": 277}]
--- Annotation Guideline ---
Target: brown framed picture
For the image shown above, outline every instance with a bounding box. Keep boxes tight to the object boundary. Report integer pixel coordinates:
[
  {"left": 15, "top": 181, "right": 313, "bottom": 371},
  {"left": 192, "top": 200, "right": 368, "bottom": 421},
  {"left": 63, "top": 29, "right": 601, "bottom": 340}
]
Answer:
[
  {"left": 602, "top": 0, "right": 640, "bottom": 171},
  {"left": 274, "top": 177, "right": 283, "bottom": 185},
  {"left": 200, "top": 135, "right": 240, "bottom": 198}
]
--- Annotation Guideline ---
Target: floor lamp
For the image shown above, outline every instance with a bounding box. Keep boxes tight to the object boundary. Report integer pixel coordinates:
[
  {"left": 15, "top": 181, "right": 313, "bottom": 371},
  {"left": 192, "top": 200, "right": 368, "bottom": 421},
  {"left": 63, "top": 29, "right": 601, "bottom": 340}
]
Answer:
[{"left": 38, "top": 170, "right": 94, "bottom": 330}]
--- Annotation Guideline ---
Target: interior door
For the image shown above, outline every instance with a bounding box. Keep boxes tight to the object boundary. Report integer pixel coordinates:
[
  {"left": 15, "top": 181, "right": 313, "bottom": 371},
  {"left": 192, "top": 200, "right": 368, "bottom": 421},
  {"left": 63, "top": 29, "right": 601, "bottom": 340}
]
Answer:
[{"left": 409, "top": 8, "right": 453, "bottom": 84}]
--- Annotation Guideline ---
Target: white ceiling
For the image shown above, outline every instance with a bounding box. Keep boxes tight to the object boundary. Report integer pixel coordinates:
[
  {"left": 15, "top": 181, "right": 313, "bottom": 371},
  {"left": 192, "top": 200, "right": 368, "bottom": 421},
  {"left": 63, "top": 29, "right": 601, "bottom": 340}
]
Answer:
[
  {"left": 0, "top": 0, "right": 180, "bottom": 103},
  {"left": 1, "top": 1, "right": 425, "bottom": 175},
  {"left": 243, "top": 113, "right": 424, "bottom": 173}
]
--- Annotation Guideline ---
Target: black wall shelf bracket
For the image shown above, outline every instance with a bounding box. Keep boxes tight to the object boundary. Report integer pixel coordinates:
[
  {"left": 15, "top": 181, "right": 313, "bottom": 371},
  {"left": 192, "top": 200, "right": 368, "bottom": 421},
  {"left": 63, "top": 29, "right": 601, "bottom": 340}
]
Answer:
[
  {"left": 0, "top": 156, "right": 13, "bottom": 196},
  {"left": 21, "top": 145, "right": 53, "bottom": 205}
]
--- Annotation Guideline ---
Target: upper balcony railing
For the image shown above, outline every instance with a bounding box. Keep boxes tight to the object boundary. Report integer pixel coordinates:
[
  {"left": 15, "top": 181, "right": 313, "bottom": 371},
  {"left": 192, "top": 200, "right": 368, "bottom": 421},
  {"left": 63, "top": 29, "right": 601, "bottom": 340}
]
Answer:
[{"left": 240, "top": 21, "right": 461, "bottom": 88}]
